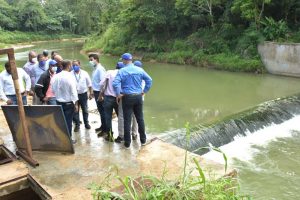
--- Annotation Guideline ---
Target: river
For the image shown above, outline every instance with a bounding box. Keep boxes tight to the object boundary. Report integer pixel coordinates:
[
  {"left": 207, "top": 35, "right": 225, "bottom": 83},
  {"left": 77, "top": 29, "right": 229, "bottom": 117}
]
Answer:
[{"left": 1, "top": 40, "right": 300, "bottom": 199}]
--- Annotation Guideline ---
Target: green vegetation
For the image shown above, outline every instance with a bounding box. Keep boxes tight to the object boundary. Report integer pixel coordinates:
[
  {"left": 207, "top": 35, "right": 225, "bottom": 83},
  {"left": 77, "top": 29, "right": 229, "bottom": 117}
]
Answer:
[
  {"left": 1, "top": 0, "right": 300, "bottom": 72},
  {"left": 82, "top": 0, "right": 300, "bottom": 72},
  {"left": 89, "top": 123, "right": 249, "bottom": 200},
  {"left": 0, "top": 30, "right": 78, "bottom": 47},
  {"left": 0, "top": 0, "right": 103, "bottom": 34}
]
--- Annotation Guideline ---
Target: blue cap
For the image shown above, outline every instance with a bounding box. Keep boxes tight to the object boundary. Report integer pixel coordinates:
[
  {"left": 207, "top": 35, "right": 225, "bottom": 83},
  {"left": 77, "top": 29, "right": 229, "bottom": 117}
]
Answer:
[
  {"left": 134, "top": 60, "right": 142, "bottom": 67},
  {"left": 121, "top": 53, "right": 133, "bottom": 60},
  {"left": 49, "top": 60, "right": 57, "bottom": 66},
  {"left": 116, "top": 62, "right": 125, "bottom": 69}
]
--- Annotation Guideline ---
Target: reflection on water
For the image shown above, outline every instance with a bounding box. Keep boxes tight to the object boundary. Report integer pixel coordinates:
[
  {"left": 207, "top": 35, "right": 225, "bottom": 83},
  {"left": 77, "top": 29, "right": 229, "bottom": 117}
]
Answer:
[{"left": 1, "top": 40, "right": 300, "bottom": 133}]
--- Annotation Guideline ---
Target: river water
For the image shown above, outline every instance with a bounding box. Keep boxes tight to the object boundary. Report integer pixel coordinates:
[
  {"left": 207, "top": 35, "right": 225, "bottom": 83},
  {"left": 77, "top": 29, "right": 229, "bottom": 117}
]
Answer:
[{"left": 1, "top": 40, "right": 300, "bottom": 199}]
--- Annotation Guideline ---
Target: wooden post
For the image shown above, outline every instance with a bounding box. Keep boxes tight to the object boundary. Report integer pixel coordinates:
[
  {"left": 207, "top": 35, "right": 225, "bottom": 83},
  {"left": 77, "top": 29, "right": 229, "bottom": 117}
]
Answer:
[
  {"left": 7, "top": 49, "right": 33, "bottom": 158},
  {"left": 0, "top": 48, "right": 38, "bottom": 166}
]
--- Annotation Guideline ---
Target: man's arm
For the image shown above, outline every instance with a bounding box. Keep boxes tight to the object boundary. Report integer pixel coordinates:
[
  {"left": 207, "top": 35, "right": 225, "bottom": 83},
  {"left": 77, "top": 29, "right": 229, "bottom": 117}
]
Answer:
[
  {"left": 0, "top": 76, "right": 9, "bottom": 103},
  {"left": 21, "top": 69, "right": 31, "bottom": 95},
  {"left": 142, "top": 71, "right": 152, "bottom": 94},
  {"left": 112, "top": 71, "right": 122, "bottom": 96},
  {"left": 34, "top": 74, "right": 45, "bottom": 100}
]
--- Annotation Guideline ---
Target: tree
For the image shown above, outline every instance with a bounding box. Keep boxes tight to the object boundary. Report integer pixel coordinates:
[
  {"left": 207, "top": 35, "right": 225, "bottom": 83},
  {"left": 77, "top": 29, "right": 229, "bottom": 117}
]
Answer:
[
  {"left": 0, "top": 0, "right": 18, "bottom": 30},
  {"left": 176, "top": 0, "right": 224, "bottom": 28},
  {"left": 231, "top": 0, "right": 272, "bottom": 29},
  {"left": 17, "top": 0, "right": 47, "bottom": 32}
]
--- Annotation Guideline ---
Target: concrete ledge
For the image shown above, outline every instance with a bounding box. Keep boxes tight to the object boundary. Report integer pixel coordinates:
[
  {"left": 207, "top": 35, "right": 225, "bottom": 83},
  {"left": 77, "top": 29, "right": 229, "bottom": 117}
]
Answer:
[{"left": 258, "top": 42, "right": 300, "bottom": 77}]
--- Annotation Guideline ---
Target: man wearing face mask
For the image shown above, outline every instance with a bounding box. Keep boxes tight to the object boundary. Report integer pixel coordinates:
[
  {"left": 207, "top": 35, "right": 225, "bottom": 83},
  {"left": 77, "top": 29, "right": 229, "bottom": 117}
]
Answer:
[
  {"left": 71, "top": 60, "right": 92, "bottom": 132},
  {"left": 88, "top": 54, "right": 107, "bottom": 135},
  {"left": 34, "top": 60, "right": 58, "bottom": 105},
  {"left": 0, "top": 62, "right": 31, "bottom": 105},
  {"left": 23, "top": 51, "right": 37, "bottom": 94},
  {"left": 53, "top": 54, "right": 63, "bottom": 73},
  {"left": 32, "top": 54, "right": 48, "bottom": 105},
  {"left": 51, "top": 60, "right": 78, "bottom": 141}
]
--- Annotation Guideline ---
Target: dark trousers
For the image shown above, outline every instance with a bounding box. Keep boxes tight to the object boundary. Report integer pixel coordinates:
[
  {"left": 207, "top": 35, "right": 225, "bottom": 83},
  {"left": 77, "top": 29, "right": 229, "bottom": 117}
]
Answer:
[
  {"left": 103, "top": 95, "right": 118, "bottom": 133},
  {"left": 57, "top": 101, "right": 75, "bottom": 137},
  {"left": 7, "top": 94, "right": 27, "bottom": 105},
  {"left": 94, "top": 91, "right": 106, "bottom": 130},
  {"left": 122, "top": 94, "right": 146, "bottom": 144},
  {"left": 73, "top": 92, "right": 89, "bottom": 126}
]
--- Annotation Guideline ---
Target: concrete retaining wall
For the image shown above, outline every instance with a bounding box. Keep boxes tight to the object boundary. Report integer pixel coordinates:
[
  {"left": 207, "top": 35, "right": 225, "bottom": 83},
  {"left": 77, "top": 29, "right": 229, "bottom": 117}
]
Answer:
[{"left": 258, "top": 42, "right": 300, "bottom": 77}]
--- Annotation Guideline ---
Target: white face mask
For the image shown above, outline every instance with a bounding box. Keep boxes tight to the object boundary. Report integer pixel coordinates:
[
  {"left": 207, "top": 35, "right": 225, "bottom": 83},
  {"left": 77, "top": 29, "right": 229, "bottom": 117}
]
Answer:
[
  {"left": 89, "top": 60, "right": 96, "bottom": 67},
  {"left": 51, "top": 67, "right": 57, "bottom": 73},
  {"left": 31, "top": 57, "right": 37, "bottom": 63}
]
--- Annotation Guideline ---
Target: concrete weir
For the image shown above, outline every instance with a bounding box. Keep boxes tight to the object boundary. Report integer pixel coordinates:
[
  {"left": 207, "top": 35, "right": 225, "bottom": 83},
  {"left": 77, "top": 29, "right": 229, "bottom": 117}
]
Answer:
[
  {"left": 258, "top": 42, "right": 300, "bottom": 77},
  {"left": 0, "top": 110, "right": 227, "bottom": 200}
]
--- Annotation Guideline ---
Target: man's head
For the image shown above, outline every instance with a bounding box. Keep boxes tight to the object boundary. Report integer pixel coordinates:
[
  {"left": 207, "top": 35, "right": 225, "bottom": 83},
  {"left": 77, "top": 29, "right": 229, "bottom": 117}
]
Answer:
[
  {"left": 43, "top": 50, "right": 49, "bottom": 58},
  {"left": 116, "top": 62, "right": 125, "bottom": 70},
  {"left": 49, "top": 60, "right": 58, "bottom": 73},
  {"left": 54, "top": 54, "right": 63, "bottom": 62},
  {"left": 28, "top": 51, "right": 37, "bottom": 63},
  {"left": 5, "top": 62, "right": 11, "bottom": 74},
  {"left": 121, "top": 53, "right": 133, "bottom": 65},
  {"left": 88, "top": 54, "right": 99, "bottom": 67},
  {"left": 61, "top": 60, "right": 72, "bottom": 71},
  {"left": 134, "top": 60, "right": 142, "bottom": 68},
  {"left": 51, "top": 51, "right": 58, "bottom": 60},
  {"left": 72, "top": 60, "right": 81, "bottom": 73},
  {"left": 37, "top": 54, "right": 46, "bottom": 62}
]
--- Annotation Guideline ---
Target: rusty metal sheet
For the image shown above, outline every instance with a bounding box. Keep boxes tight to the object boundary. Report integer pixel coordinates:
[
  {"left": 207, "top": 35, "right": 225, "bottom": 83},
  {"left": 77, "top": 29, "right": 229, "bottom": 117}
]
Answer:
[{"left": 1, "top": 105, "right": 74, "bottom": 153}]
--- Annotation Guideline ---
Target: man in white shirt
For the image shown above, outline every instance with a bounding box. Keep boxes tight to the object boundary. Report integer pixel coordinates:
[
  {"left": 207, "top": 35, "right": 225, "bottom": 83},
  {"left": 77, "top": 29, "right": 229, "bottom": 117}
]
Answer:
[
  {"left": 98, "top": 62, "right": 124, "bottom": 141},
  {"left": 88, "top": 54, "right": 107, "bottom": 134},
  {"left": 51, "top": 60, "right": 78, "bottom": 139},
  {"left": 71, "top": 60, "right": 93, "bottom": 132},
  {"left": 0, "top": 62, "right": 31, "bottom": 105}
]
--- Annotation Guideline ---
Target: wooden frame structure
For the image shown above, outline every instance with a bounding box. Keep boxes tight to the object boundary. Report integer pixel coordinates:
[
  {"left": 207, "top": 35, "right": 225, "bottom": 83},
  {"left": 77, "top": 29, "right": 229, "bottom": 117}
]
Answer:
[{"left": 0, "top": 48, "right": 38, "bottom": 167}]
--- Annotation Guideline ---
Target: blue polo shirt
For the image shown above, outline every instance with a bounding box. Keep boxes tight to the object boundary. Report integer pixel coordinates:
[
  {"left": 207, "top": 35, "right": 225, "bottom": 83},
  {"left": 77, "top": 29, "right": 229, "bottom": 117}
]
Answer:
[{"left": 113, "top": 63, "right": 152, "bottom": 96}]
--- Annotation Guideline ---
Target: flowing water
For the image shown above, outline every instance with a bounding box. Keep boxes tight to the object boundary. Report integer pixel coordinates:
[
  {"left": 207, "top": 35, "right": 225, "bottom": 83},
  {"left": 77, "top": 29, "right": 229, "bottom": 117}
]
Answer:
[{"left": 1, "top": 40, "right": 300, "bottom": 199}]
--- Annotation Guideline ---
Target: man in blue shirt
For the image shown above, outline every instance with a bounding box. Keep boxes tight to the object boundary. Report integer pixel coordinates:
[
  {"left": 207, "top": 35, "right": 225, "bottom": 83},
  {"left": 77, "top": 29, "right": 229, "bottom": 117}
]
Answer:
[
  {"left": 113, "top": 53, "right": 152, "bottom": 149},
  {"left": 88, "top": 53, "right": 107, "bottom": 136}
]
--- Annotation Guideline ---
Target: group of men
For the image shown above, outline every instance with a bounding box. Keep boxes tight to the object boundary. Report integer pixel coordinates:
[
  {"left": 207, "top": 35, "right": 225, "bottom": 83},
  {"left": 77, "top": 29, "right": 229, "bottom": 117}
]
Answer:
[{"left": 0, "top": 51, "right": 153, "bottom": 148}]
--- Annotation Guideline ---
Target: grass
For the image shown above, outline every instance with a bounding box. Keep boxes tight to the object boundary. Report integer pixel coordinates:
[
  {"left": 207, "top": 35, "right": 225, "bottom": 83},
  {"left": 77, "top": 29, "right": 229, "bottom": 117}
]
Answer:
[{"left": 88, "top": 123, "right": 250, "bottom": 200}]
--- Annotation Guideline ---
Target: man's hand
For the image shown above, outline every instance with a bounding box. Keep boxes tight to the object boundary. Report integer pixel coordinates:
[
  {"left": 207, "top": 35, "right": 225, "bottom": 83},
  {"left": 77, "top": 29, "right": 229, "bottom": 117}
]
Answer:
[
  {"left": 43, "top": 97, "right": 49, "bottom": 102},
  {"left": 29, "top": 91, "right": 34, "bottom": 96},
  {"left": 74, "top": 102, "right": 79, "bottom": 113},
  {"left": 116, "top": 94, "right": 123, "bottom": 105},
  {"left": 89, "top": 93, "right": 94, "bottom": 100},
  {"left": 6, "top": 99, "right": 13, "bottom": 105}
]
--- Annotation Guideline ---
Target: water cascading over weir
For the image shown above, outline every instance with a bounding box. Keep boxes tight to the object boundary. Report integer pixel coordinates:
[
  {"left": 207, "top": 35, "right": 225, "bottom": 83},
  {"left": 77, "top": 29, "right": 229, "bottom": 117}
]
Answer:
[{"left": 160, "top": 94, "right": 300, "bottom": 155}]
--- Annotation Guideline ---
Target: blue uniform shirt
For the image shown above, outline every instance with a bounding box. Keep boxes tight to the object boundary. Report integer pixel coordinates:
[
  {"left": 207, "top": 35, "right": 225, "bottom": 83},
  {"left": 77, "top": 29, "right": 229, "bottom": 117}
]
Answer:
[
  {"left": 92, "top": 64, "right": 106, "bottom": 91},
  {"left": 113, "top": 63, "right": 152, "bottom": 96}
]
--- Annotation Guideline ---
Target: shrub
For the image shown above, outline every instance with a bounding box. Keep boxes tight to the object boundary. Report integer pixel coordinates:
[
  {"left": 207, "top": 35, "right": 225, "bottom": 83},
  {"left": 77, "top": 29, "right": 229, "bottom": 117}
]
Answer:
[{"left": 261, "top": 17, "right": 289, "bottom": 41}]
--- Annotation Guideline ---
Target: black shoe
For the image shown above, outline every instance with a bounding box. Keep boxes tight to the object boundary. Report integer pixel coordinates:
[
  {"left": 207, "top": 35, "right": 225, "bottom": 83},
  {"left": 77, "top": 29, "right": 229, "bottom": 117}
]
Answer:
[
  {"left": 95, "top": 127, "right": 102, "bottom": 132},
  {"left": 85, "top": 124, "right": 91, "bottom": 129},
  {"left": 124, "top": 142, "right": 130, "bottom": 149},
  {"left": 105, "top": 134, "right": 114, "bottom": 142},
  {"left": 97, "top": 131, "right": 107, "bottom": 137},
  {"left": 132, "top": 134, "right": 137, "bottom": 141},
  {"left": 141, "top": 139, "right": 147, "bottom": 146},
  {"left": 74, "top": 126, "right": 80, "bottom": 132},
  {"left": 114, "top": 136, "right": 123, "bottom": 143}
]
